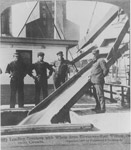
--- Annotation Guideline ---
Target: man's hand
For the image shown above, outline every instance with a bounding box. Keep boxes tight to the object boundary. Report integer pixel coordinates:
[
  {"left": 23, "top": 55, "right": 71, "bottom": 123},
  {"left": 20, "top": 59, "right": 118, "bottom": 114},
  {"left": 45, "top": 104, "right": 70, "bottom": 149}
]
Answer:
[
  {"left": 9, "top": 74, "right": 13, "bottom": 78},
  {"left": 75, "top": 68, "right": 79, "bottom": 73},
  {"left": 32, "top": 75, "right": 36, "bottom": 80},
  {"left": 88, "top": 76, "right": 91, "bottom": 81},
  {"left": 32, "top": 75, "right": 40, "bottom": 81}
]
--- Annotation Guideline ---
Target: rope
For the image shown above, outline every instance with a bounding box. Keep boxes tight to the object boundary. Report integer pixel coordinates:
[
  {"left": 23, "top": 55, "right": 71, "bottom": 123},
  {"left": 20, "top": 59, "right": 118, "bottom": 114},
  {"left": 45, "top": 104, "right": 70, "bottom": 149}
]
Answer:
[
  {"left": 17, "top": 1, "right": 39, "bottom": 37},
  {"left": 44, "top": 1, "right": 62, "bottom": 39},
  {"left": 86, "top": 1, "right": 97, "bottom": 34}
]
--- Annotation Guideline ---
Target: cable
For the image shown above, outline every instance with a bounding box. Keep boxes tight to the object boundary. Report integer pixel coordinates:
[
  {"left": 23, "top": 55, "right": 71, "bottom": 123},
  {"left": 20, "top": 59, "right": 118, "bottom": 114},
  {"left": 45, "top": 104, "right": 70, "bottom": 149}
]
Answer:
[
  {"left": 44, "top": 1, "right": 62, "bottom": 39},
  {"left": 17, "top": 1, "right": 39, "bottom": 37},
  {"left": 86, "top": 1, "right": 97, "bottom": 34}
]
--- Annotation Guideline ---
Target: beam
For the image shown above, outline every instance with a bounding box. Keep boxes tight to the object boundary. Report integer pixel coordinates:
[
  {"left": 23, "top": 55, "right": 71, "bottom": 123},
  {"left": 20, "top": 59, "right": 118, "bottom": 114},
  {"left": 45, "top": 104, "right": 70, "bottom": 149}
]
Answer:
[
  {"left": 72, "top": 45, "right": 96, "bottom": 64},
  {"left": 106, "top": 19, "right": 129, "bottom": 60},
  {"left": 107, "top": 43, "right": 128, "bottom": 68},
  {"left": 0, "top": 37, "right": 78, "bottom": 47},
  {"left": 72, "top": 46, "right": 108, "bottom": 64},
  {"left": 1, "top": 124, "right": 93, "bottom": 135},
  {"left": 78, "top": 6, "right": 119, "bottom": 50}
]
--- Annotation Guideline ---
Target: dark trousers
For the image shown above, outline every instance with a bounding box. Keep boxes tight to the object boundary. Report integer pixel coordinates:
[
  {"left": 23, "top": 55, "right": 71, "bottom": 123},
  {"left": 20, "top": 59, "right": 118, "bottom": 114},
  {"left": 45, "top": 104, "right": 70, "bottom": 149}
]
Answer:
[
  {"left": 10, "top": 78, "right": 24, "bottom": 108},
  {"left": 92, "top": 83, "right": 105, "bottom": 111},
  {"left": 35, "top": 79, "right": 48, "bottom": 105},
  {"left": 53, "top": 74, "right": 66, "bottom": 89}
]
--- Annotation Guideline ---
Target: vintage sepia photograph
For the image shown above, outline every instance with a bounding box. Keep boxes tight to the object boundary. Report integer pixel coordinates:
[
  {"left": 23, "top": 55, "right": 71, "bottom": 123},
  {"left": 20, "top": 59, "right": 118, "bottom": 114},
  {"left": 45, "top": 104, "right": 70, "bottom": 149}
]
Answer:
[{"left": 0, "top": 0, "right": 130, "bottom": 150}]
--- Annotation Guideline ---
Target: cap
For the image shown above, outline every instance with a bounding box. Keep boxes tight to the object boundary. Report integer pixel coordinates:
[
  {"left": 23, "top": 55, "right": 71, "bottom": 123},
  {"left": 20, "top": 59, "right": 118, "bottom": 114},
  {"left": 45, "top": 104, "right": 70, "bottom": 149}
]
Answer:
[
  {"left": 37, "top": 52, "right": 45, "bottom": 57},
  {"left": 57, "top": 51, "right": 63, "bottom": 56},
  {"left": 92, "top": 49, "right": 99, "bottom": 55},
  {"left": 13, "top": 52, "right": 19, "bottom": 57}
]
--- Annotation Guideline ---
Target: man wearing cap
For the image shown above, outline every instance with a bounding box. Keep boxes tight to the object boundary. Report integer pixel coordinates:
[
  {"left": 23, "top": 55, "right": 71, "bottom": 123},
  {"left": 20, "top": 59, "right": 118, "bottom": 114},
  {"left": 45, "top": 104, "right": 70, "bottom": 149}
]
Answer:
[
  {"left": 5, "top": 52, "right": 27, "bottom": 108},
  {"left": 90, "top": 49, "right": 109, "bottom": 113},
  {"left": 53, "top": 51, "right": 73, "bottom": 89},
  {"left": 30, "top": 52, "right": 53, "bottom": 105}
]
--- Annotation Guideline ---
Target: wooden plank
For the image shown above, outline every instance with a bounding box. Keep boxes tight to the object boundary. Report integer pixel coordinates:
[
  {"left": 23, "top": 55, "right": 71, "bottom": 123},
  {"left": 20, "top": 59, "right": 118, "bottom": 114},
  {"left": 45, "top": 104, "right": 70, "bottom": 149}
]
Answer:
[
  {"left": 72, "top": 45, "right": 96, "bottom": 63},
  {"left": 107, "top": 43, "right": 128, "bottom": 68},
  {"left": 105, "top": 83, "right": 129, "bottom": 88},
  {"left": 106, "top": 19, "right": 129, "bottom": 60},
  {"left": 0, "top": 37, "right": 78, "bottom": 47},
  {"left": 1, "top": 124, "right": 93, "bottom": 135},
  {"left": 104, "top": 90, "right": 117, "bottom": 95},
  {"left": 72, "top": 46, "right": 108, "bottom": 64}
]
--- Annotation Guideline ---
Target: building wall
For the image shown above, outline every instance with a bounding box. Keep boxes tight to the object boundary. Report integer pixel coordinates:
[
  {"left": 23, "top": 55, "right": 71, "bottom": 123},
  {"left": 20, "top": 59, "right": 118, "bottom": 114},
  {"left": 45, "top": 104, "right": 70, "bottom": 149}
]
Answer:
[
  {"left": 26, "top": 1, "right": 54, "bottom": 38},
  {"left": 55, "top": 1, "right": 80, "bottom": 40},
  {"left": 55, "top": 1, "right": 66, "bottom": 39},
  {"left": 1, "top": 7, "right": 12, "bottom": 36}
]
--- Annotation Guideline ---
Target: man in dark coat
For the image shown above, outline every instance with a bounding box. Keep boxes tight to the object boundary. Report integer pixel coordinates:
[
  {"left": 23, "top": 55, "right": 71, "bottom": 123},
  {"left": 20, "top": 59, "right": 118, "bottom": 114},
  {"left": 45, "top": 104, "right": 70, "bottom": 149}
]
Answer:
[
  {"left": 5, "top": 52, "right": 27, "bottom": 108},
  {"left": 0, "top": 68, "right": 2, "bottom": 74},
  {"left": 30, "top": 52, "right": 53, "bottom": 105},
  {"left": 53, "top": 51, "right": 73, "bottom": 89},
  {"left": 90, "top": 49, "right": 109, "bottom": 113}
]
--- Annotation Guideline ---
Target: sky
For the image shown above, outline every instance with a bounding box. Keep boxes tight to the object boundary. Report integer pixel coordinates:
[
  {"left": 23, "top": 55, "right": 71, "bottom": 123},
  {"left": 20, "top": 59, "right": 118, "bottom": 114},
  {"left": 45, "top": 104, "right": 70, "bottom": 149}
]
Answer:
[
  {"left": 11, "top": 1, "right": 114, "bottom": 39},
  {"left": 66, "top": 1, "right": 112, "bottom": 39},
  {"left": 12, "top": 2, "right": 39, "bottom": 37}
]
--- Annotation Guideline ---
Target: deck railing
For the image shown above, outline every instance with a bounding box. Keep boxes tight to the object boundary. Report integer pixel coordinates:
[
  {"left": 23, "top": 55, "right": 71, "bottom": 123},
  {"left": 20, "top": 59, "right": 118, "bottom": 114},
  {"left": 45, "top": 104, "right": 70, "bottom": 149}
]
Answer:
[{"left": 104, "top": 83, "right": 130, "bottom": 106}]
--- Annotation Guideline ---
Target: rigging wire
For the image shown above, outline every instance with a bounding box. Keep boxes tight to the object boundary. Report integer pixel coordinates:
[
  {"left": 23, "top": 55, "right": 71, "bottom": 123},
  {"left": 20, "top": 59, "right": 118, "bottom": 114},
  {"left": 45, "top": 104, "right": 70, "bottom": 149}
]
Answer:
[
  {"left": 86, "top": 1, "right": 97, "bottom": 34},
  {"left": 44, "top": 1, "right": 62, "bottom": 39},
  {"left": 17, "top": 1, "right": 39, "bottom": 37}
]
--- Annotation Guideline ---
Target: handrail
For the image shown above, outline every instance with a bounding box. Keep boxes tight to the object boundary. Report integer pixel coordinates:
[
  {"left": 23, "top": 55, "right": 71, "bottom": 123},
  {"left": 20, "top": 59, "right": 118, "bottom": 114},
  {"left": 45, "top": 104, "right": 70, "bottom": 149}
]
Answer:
[
  {"left": 104, "top": 83, "right": 129, "bottom": 106},
  {"left": 105, "top": 83, "right": 130, "bottom": 88}
]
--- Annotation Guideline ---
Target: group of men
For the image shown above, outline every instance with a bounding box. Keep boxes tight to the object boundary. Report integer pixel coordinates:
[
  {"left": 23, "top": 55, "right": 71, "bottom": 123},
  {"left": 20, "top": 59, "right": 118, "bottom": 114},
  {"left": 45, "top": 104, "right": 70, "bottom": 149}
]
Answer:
[
  {"left": 5, "top": 48, "right": 109, "bottom": 114},
  {"left": 5, "top": 51, "right": 71, "bottom": 108}
]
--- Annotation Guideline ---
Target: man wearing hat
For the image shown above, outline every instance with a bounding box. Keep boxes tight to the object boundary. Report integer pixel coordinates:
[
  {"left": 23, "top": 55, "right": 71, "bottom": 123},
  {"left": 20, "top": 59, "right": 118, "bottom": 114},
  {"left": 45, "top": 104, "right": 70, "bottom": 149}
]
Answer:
[
  {"left": 30, "top": 52, "right": 53, "bottom": 105},
  {"left": 90, "top": 48, "right": 109, "bottom": 113},
  {"left": 5, "top": 52, "right": 27, "bottom": 108},
  {"left": 53, "top": 51, "right": 73, "bottom": 89}
]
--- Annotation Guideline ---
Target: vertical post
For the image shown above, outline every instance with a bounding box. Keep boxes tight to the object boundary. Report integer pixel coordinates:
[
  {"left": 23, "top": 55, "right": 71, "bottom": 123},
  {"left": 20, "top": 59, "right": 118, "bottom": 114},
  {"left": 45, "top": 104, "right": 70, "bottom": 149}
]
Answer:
[
  {"left": 121, "top": 86, "right": 124, "bottom": 106},
  {"left": 66, "top": 47, "right": 68, "bottom": 60},
  {"left": 45, "top": 1, "right": 62, "bottom": 39},
  {"left": 54, "top": 0, "right": 56, "bottom": 39},
  {"left": 0, "top": 15, "right": 2, "bottom": 36},
  {"left": 110, "top": 84, "right": 113, "bottom": 101}
]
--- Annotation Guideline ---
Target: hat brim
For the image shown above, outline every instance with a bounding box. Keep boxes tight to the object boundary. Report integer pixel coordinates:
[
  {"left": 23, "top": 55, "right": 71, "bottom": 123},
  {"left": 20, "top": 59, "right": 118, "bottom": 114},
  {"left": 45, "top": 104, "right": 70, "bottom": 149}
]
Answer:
[{"left": 57, "top": 51, "right": 63, "bottom": 56}]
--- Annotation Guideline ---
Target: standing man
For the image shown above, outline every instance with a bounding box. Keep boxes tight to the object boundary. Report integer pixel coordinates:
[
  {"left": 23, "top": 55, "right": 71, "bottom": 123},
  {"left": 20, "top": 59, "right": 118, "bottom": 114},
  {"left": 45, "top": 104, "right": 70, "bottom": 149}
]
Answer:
[
  {"left": 53, "top": 51, "right": 73, "bottom": 89},
  {"left": 90, "top": 49, "right": 109, "bottom": 113},
  {"left": 5, "top": 52, "right": 27, "bottom": 108},
  {"left": 0, "top": 68, "right": 2, "bottom": 74},
  {"left": 30, "top": 52, "right": 53, "bottom": 105}
]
